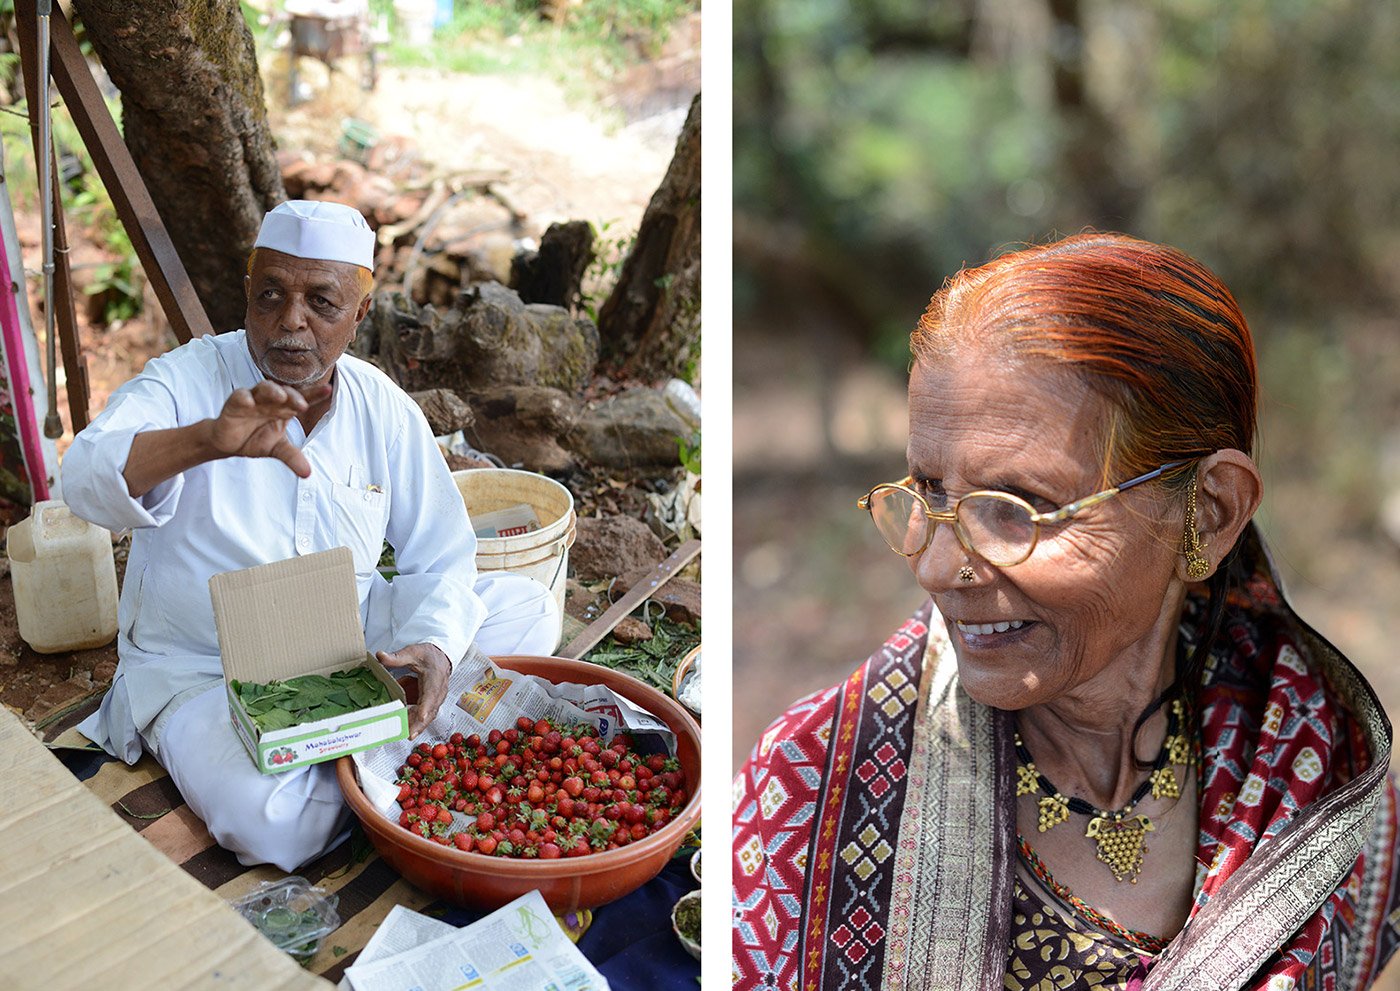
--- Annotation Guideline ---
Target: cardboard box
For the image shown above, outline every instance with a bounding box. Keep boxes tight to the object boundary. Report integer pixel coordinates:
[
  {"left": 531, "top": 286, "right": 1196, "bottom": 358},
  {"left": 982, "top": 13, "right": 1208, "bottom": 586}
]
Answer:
[{"left": 210, "top": 547, "right": 408, "bottom": 774}]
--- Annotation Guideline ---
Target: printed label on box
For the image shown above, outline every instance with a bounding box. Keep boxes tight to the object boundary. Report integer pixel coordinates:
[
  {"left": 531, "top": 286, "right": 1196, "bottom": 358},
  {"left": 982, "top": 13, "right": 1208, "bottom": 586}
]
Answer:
[{"left": 257, "top": 709, "right": 409, "bottom": 773}]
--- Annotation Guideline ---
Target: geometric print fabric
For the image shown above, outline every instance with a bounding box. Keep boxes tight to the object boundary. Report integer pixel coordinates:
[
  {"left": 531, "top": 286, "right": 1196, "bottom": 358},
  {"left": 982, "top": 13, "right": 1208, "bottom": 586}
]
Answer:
[{"left": 731, "top": 605, "right": 932, "bottom": 991}]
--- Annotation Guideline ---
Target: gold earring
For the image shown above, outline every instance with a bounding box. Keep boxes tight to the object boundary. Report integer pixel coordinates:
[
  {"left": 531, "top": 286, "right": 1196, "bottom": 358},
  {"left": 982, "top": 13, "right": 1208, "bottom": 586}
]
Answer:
[
  {"left": 958, "top": 566, "right": 975, "bottom": 583},
  {"left": 1183, "top": 484, "right": 1211, "bottom": 580}
]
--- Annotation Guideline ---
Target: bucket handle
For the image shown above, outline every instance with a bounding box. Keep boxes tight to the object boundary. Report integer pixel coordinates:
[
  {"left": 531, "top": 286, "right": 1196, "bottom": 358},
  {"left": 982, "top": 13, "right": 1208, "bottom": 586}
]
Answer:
[{"left": 544, "top": 512, "right": 578, "bottom": 591}]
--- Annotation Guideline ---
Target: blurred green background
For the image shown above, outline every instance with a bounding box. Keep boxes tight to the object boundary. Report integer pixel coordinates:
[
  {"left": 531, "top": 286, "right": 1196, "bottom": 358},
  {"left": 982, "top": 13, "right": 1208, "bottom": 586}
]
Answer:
[{"left": 731, "top": 0, "right": 1400, "bottom": 842}]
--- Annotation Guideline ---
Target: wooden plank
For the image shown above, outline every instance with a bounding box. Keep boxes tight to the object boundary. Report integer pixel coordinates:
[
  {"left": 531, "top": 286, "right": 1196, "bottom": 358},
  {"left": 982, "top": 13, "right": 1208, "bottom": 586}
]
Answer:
[
  {"left": 558, "top": 538, "right": 701, "bottom": 659},
  {"left": 0, "top": 705, "right": 333, "bottom": 990}
]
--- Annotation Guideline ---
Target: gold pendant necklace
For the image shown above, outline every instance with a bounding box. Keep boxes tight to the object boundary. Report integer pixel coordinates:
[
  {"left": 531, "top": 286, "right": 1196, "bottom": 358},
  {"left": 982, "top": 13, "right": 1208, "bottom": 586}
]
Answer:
[{"left": 1014, "top": 699, "right": 1195, "bottom": 884}]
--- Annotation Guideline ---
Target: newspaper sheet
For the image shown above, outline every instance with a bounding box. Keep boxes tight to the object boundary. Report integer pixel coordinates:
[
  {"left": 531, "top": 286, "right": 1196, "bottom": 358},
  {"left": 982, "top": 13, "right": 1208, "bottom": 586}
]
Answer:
[
  {"left": 337, "top": 905, "right": 456, "bottom": 990},
  {"left": 353, "top": 645, "right": 675, "bottom": 819},
  {"left": 356, "top": 905, "right": 457, "bottom": 966},
  {"left": 343, "top": 891, "right": 609, "bottom": 991}
]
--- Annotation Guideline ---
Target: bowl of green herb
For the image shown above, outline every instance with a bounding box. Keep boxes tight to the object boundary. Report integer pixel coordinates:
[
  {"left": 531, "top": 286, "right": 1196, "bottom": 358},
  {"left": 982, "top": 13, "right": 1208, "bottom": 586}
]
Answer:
[{"left": 672, "top": 889, "right": 701, "bottom": 960}]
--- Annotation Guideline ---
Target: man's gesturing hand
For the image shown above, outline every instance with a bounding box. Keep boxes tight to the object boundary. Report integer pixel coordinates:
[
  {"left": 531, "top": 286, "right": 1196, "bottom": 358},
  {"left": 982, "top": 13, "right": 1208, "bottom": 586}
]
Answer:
[
  {"left": 121, "top": 380, "right": 335, "bottom": 498},
  {"left": 378, "top": 643, "right": 452, "bottom": 738},
  {"left": 208, "top": 381, "right": 331, "bottom": 478}
]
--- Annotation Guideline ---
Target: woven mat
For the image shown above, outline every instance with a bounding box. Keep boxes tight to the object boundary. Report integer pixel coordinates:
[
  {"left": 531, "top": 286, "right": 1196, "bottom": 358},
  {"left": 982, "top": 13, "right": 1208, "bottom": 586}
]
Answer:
[{"left": 39, "top": 697, "right": 701, "bottom": 989}]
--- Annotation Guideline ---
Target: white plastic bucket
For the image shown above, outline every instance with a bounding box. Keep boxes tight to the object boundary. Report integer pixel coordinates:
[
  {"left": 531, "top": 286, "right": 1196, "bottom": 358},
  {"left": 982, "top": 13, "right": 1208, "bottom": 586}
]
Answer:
[
  {"left": 7, "top": 499, "right": 118, "bottom": 653},
  {"left": 452, "top": 469, "right": 576, "bottom": 620}
]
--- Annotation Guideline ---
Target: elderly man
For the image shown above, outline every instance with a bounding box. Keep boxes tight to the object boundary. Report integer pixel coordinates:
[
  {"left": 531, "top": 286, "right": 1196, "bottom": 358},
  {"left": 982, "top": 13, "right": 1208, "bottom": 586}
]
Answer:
[{"left": 64, "top": 201, "right": 560, "bottom": 871}]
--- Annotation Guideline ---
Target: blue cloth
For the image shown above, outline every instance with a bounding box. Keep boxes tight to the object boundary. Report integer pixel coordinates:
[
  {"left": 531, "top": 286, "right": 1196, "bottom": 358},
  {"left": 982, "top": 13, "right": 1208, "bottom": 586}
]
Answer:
[{"left": 581, "top": 855, "right": 701, "bottom": 989}]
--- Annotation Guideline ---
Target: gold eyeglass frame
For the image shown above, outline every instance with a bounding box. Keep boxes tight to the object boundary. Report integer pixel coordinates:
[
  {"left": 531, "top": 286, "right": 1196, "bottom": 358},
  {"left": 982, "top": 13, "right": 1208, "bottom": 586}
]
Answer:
[{"left": 857, "top": 460, "right": 1189, "bottom": 566}]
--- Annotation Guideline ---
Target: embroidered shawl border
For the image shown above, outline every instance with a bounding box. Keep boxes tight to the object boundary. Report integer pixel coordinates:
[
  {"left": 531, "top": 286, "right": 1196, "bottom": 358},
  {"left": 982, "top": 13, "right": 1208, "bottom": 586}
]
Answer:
[
  {"left": 802, "top": 608, "right": 933, "bottom": 991},
  {"left": 1347, "top": 783, "right": 1400, "bottom": 989},
  {"left": 881, "top": 613, "right": 1015, "bottom": 990}
]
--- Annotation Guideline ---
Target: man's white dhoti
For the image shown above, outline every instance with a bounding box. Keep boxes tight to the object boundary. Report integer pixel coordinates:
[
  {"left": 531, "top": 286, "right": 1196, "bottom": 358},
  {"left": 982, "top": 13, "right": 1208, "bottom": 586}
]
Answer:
[{"left": 157, "top": 572, "right": 559, "bottom": 872}]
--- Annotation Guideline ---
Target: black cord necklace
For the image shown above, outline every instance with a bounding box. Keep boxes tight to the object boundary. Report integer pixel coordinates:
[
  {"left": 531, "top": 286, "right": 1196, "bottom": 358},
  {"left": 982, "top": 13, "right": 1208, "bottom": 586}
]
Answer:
[{"left": 1014, "top": 699, "right": 1196, "bottom": 884}]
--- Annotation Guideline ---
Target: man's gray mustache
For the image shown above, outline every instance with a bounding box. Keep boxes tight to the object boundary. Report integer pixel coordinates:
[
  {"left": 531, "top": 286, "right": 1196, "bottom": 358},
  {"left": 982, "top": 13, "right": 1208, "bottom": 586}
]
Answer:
[{"left": 269, "top": 338, "right": 314, "bottom": 352}]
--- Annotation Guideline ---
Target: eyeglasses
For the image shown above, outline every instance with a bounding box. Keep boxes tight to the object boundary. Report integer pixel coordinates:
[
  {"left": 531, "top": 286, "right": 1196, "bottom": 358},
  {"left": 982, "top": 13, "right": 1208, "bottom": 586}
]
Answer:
[{"left": 856, "top": 461, "right": 1188, "bottom": 567}]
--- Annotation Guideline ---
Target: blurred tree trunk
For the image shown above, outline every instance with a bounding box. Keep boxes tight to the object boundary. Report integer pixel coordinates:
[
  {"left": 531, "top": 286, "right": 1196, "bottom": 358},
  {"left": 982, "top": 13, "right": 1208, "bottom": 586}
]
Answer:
[
  {"left": 72, "top": 0, "right": 285, "bottom": 332},
  {"left": 598, "top": 93, "right": 700, "bottom": 383},
  {"left": 1045, "top": 0, "right": 1138, "bottom": 228}
]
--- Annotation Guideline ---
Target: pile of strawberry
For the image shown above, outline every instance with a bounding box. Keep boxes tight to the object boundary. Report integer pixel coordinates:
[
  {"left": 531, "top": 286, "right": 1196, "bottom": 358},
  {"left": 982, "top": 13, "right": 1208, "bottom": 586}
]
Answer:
[{"left": 393, "top": 716, "right": 689, "bottom": 859}]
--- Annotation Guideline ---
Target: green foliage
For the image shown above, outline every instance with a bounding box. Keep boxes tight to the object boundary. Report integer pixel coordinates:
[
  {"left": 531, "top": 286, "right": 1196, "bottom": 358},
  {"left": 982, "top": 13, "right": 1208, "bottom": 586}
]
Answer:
[
  {"left": 70, "top": 174, "right": 143, "bottom": 325},
  {"left": 583, "top": 614, "right": 699, "bottom": 696},
  {"left": 572, "top": 0, "right": 693, "bottom": 47},
  {"left": 677, "top": 336, "right": 700, "bottom": 385},
  {"left": 677, "top": 430, "right": 700, "bottom": 475},
  {"left": 377, "top": 0, "right": 695, "bottom": 92},
  {"left": 581, "top": 219, "right": 635, "bottom": 322},
  {"left": 735, "top": 0, "right": 1400, "bottom": 364},
  {"left": 0, "top": 90, "right": 143, "bottom": 326},
  {"left": 0, "top": 50, "right": 18, "bottom": 91}
]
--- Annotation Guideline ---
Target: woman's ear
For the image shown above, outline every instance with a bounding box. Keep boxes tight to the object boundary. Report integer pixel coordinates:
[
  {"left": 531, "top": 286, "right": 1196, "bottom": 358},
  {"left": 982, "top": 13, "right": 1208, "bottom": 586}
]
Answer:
[{"left": 1180, "top": 449, "right": 1262, "bottom": 581}]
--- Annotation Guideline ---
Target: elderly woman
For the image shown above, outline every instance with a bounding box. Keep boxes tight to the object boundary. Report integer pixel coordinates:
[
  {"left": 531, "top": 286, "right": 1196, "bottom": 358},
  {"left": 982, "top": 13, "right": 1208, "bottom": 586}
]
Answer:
[{"left": 732, "top": 234, "right": 1400, "bottom": 990}]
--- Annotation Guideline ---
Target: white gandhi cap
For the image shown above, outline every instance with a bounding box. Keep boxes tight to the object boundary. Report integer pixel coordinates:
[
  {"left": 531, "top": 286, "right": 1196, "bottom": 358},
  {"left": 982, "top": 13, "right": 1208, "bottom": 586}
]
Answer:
[{"left": 253, "top": 200, "right": 376, "bottom": 272}]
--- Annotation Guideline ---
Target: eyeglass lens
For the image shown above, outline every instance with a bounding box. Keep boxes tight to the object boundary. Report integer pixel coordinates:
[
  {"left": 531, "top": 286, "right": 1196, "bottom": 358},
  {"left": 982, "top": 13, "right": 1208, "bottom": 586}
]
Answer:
[{"left": 867, "top": 487, "right": 1038, "bottom": 566}]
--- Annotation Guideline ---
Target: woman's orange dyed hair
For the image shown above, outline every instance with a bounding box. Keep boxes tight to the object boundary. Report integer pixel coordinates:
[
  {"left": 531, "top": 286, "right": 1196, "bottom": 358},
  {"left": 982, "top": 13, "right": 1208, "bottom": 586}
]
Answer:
[{"left": 911, "top": 232, "right": 1257, "bottom": 492}]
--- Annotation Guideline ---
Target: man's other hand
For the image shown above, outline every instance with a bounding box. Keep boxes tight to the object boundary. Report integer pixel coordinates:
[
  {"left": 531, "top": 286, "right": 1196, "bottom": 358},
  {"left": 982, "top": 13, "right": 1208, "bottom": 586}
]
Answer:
[{"left": 378, "top": 643, "right": 451, "bottom": 738}]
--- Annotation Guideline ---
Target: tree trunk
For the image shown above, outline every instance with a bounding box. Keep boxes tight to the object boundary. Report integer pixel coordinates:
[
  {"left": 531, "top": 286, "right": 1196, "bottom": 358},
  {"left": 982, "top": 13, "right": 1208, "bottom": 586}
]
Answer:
[
  {"left": 1045, "top": 0, "right": 1138, "bottom": 228},
  {"left": 71, "top": 0, "right": 285, "bottom": 333},
  {"left": 597, "top": 92, "right": 700, "bottom": 383}
]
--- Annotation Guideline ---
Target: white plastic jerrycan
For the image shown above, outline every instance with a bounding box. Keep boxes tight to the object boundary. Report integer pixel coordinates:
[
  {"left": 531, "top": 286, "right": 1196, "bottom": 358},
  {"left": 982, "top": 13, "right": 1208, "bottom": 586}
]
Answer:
[{"left": 7, "top": 499, "right": 118, "bottom": 653}]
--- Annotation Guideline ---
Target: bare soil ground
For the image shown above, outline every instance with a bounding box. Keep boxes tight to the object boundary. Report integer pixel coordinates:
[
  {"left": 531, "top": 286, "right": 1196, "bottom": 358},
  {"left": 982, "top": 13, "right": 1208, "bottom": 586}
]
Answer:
[{"left": 271, "top": 62, "right": 690, "bottom": 237}]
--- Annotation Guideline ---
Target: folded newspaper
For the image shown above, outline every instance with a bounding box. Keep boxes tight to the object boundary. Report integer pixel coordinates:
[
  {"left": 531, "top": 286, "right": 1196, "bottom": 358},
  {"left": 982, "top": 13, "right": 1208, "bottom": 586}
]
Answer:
[
  {"left": 340, "top": 892, "right": 609, "bottom": 991},
  {"left": 354, "top": 646, "right": 676, "bottom": 820}
]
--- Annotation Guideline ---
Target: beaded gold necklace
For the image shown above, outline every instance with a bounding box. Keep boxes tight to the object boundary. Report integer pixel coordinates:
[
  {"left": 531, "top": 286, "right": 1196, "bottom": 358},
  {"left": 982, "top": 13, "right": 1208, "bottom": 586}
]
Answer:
[{"left": 1014, "top": 699, "right": 1196, "bottom": 884}]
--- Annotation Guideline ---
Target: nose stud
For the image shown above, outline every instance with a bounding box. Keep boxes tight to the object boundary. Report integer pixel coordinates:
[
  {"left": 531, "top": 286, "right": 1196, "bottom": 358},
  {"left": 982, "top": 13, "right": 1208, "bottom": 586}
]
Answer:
[{"left": 958, "top": 566, "right": 975, "bottom": 583}]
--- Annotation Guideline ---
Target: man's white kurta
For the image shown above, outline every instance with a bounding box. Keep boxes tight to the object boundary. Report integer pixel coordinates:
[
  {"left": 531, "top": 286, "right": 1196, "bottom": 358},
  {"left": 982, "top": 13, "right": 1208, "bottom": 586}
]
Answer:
[{"left": 63, "top": 329, "right": 487, "bottom": 762}]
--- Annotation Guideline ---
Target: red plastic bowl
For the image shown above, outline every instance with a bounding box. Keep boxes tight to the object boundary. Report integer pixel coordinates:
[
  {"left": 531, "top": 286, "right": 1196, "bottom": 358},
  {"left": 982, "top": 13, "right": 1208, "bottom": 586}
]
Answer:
[{"left": 336, "top": 654, "right": 702, "bottom": 912}]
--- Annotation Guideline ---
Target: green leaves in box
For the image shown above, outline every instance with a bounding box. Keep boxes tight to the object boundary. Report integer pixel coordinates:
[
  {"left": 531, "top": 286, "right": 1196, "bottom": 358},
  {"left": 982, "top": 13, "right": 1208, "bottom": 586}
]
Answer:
[{"left": 232, "top": 666, "right": 392, "bottom": 733}]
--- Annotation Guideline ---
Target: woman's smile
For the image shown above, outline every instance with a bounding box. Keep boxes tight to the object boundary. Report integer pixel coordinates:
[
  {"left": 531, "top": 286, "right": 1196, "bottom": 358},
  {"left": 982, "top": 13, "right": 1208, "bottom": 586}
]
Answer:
[{"left": 952, "top": 617, "right": 1037, "bottom": 648}]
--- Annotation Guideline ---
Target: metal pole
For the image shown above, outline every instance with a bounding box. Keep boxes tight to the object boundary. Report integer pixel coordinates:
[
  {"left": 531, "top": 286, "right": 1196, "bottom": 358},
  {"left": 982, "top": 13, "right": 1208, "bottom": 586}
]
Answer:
[
  {"left": 36, "top": 0, "right": 61, "bottom": 439},
  {"left": 0, "top": 137, "right": 54, "bottom": 501}
]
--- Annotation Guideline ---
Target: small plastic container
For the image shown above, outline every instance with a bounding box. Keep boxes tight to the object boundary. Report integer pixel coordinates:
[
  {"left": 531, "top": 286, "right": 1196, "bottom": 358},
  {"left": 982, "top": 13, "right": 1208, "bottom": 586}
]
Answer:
[
  {"left": 230, "top": 876, "right": 340, "bottom": 964},
  {"left": 6, "top": 500, "right": 118, "bottom": 653}
]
